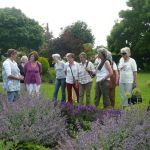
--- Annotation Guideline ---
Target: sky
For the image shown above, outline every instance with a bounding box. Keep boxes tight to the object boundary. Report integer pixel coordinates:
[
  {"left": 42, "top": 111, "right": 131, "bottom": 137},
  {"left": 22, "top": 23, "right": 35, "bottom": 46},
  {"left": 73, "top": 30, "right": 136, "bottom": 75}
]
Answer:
[{"left": 0, "top": 0, "right": 128, "bottom": 46}]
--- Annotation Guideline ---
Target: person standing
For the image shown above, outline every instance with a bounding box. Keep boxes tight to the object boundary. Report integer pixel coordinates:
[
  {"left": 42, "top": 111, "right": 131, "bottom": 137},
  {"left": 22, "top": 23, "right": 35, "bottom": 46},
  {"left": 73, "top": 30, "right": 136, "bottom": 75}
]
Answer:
[
  {"left": 65, "top": 53, "right": 79, "bottom": 104},
  {"left": 18, "top": 55, "right": 28, "bottom": 92},
  {"left": 107, "top": 51, "right": 119, "bottom": 108},
  {"left": 2, "top": 49, "right": 24, "bottom": 102},
  {"left": 78, "top": 52, "right": 95, "bottom": 105},
  {"left": 118, "top": 47, "right": 137, "bottom": 109},
  {"left": 52, "top": 54, "right": 66, "bottom": 102},
  {"left": 24, "top": 51, "right": 42, "bottom": 97},
  {"left": 94, "top": 48, "right": 113, "bottom": 108}
]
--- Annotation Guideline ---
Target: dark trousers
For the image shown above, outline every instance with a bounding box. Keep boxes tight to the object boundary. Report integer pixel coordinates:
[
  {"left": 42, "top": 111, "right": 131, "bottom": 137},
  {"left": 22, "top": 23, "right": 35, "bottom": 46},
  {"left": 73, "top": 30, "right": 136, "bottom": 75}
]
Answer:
[
  {"left": 109, "top": 87, "right": 116, "bottom": 108},
  {"left": 79, "top": 82, "right": 92, "bottom": 105},
  {"left": 94, "top": 80, "right": 111, "bottom": 108}
]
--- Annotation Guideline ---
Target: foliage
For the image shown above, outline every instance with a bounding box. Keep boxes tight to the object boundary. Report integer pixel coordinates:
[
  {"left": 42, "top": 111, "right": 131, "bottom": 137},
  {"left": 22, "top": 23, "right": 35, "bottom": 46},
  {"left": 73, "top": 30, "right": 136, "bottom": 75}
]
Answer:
[
  {"left": 59, "top": 103, "right": 98, "bottom": 137},
  {"left": 107, "top": 0, "right": 150, "bottom": 70},
  {"left": 41, "top": 68, "right": 56, "bottom": 83},
  {"left": 0, "top": 7, "right": 44, "bottom": 55},
  {"left": 38, "top": 57, "right": 49, "bottom": 74},
  {"left": 0, "top": 94, "right": 67, "bottom": 148},
  {"left": 59, "top": 107, "right": 150, "bottom": 150},
  {"left": 0, "top": 140, "right": 49, "bottom": 150},
  {"left": 52, "top": 21, "right": 95, "bottom": 59}
]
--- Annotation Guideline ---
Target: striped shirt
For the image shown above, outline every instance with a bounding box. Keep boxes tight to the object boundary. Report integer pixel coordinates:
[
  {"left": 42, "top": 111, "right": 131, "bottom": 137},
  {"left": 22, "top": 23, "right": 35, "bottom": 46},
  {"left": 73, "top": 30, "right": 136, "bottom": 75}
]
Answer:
[{"left": 79, "top": 60, "right": 95, "bottom": 84}]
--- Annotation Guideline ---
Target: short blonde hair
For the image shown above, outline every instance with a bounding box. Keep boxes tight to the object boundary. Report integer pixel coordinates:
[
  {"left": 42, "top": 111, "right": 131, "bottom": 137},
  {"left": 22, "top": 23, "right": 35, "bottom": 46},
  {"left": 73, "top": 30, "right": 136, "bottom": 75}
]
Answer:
[
  {"left": 21, "top": 55, "right": 28, "bottom": 63},
  {"left": 120, "top": 47, "right": 131, "bottom": 56},
  {"left": 52, "top": 54, "right": 61, "bottom": 61}
]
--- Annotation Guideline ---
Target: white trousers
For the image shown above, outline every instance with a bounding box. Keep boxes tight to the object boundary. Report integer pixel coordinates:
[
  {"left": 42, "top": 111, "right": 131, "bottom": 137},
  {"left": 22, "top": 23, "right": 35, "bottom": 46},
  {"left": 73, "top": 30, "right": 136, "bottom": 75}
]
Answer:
[
  {"left": 120, "top": 83, "right": 132, "bottom": 107},
  {"left": 26, "top": 84, "right": 40, "bottom": 97}
]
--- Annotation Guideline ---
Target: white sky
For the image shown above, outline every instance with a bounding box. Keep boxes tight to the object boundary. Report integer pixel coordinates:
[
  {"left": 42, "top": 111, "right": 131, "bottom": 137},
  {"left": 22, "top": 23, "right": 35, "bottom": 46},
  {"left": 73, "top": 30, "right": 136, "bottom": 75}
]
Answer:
[{"left": 0, "top": 0, "right": 128, "bottom": 46}]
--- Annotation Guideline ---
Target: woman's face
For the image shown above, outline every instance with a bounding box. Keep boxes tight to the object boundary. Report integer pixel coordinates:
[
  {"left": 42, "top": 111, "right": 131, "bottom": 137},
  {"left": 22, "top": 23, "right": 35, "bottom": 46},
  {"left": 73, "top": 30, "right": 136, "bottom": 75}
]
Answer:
[
  {"left": 79, "top": 55, "right": 86, "bottom": 63},
  {"left": 121, "top": 52, "right": 128, "bottom": 59},
  {"left": 12, "top": 53, "right": 17, "bottom": 61},
  {"left": 67, "top": 55, "right": 73, "bottom": 63},
  {"left": 30, "top": 54, "right": 35, "bottom": 62},
  {"left": 98, "top": 52, "right": 103, "bottom": 59}
]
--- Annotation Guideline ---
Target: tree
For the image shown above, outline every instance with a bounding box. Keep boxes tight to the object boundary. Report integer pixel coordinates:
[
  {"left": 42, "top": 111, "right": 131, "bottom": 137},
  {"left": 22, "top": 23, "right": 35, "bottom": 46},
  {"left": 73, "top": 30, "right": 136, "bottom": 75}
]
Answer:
[
  {"left": 0, "top": 7, "right": 44, "bottom": 55},
  {"left": 107, "top": 0, "right": 150, "bottom": 69},
  {"left": 52, "top": 21, "right": 95, "bottom": 59}
]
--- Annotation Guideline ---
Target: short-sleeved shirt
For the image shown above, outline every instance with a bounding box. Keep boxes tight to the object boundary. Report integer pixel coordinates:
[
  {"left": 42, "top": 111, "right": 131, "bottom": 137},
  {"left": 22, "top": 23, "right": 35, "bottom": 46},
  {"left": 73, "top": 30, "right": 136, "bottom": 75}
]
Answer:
[
  {"left": 79, "top": 60, "right": 95, "bottom": 84},
  {"left": 118, "top": 57, "right": 137, "bottom": 83},
  {"left": 2, "top": 58, "right": 20, "bottom": 91}
]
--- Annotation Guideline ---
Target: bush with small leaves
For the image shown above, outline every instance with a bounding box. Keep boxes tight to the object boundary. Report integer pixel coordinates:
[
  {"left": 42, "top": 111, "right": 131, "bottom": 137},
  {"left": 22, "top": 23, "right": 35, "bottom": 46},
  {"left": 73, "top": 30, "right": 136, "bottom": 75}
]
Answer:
[{"left": 0, "top": 94, "right": 67, "bottom": 148}]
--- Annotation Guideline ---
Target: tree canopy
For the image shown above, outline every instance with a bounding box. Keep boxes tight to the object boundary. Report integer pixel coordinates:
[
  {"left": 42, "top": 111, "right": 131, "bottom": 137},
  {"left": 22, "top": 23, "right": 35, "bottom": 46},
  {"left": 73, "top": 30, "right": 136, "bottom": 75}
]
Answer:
[
  {"left": 107, "top": 0, "right": 150, "bottom": 69},
  {"left": 52, "top": 21, "right": 95, "bottom": 58},
  {"left": 0, "top": 7, "right": 44, "bottom": 55}
]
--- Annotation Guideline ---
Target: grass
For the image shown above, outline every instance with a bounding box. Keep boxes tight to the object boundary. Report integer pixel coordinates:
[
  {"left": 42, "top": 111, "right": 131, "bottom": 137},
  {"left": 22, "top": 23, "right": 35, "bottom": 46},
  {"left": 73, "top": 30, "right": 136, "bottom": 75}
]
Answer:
[{"left": 0, "top": 73, "right": 150, "bottom": 109}]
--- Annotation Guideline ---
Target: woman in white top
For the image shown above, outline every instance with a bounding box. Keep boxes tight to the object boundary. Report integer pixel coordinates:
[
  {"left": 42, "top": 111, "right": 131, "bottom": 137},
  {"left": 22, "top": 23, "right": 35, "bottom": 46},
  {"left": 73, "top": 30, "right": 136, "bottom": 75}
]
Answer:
[
  {"left": 65, "top": 53, "right": 79, "bottom": 104},
  {"left": 78, "top": 52, "right": 95, "bottom": 105},
  {"left": 94, "top": 48, "right": 113, "bottom": 108},
  {"left": 118, "top": 47, "right": 137, "bottom": 109}
]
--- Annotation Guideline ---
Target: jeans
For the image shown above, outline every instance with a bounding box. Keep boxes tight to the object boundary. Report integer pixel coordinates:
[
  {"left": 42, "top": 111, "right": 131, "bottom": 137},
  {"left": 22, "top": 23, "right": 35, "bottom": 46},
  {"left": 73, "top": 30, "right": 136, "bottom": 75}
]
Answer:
[
  {"left": 53, "top": 78, "right": 66, "bottom": 102},
  {"left": 94, "top": 80, "right": 111, "bottom": 108},
  {"left": 7, "top": 91, "right": 19, "bottom": 102}
]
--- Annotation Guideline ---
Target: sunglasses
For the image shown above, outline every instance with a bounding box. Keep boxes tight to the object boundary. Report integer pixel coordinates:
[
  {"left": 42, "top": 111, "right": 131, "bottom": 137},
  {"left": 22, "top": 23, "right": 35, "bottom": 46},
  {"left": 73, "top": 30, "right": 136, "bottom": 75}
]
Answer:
[{"left": 121, "top": 53, "right": 127, "bottom": 55}]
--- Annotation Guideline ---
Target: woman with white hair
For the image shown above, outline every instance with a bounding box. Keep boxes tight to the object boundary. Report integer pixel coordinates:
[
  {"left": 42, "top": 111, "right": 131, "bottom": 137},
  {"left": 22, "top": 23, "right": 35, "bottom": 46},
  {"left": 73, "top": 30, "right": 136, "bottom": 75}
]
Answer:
[
  {"left": 118, "top": 47, "right": 137, "bottom": 109},
  {"left": 52, "top": 54, "right": 66, "bottom": 102},
  {"left": 18, "top": 55, "right": 28, "bottom": 92},
  {"left": 94, "top": 48, "right": 113, "bottom": 108}
]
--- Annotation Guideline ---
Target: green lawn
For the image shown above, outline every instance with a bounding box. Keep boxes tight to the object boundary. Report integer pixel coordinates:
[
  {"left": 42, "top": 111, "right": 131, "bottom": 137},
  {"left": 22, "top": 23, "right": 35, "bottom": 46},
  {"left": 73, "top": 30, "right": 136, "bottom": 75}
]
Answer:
[{"left": 0, "top": 73, "right": 150, "bottom": 108}]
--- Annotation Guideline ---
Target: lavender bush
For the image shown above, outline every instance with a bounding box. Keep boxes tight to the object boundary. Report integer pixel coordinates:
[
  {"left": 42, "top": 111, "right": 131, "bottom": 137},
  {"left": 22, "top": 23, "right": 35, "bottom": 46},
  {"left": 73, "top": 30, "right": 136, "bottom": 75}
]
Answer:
[
  {"left": 58, "top": 107, "right": 150, "bottom": 150},
  {"left": 0, "top": 93, "right": 67, "bottom": 148}
]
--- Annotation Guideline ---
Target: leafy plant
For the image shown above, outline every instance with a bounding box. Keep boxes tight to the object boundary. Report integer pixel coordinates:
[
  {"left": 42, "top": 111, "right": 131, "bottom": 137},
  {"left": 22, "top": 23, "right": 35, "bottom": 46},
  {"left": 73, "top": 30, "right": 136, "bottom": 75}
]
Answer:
[{"left": 0, "top": 94, "right": 67, "bottom": 148}]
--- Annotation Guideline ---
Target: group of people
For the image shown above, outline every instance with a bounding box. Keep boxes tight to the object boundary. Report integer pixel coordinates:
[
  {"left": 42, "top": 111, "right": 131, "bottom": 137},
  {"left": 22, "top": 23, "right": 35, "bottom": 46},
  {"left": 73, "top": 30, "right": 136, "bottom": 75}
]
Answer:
[
  {"left": 2, "top": 47, "right": 137, "bottom": 109},
  {"left": 52, "top": 47, "right": 137, "bottom": 109},
  {"left": 2, "top": 49, "right": 42, "bottom": 102}
]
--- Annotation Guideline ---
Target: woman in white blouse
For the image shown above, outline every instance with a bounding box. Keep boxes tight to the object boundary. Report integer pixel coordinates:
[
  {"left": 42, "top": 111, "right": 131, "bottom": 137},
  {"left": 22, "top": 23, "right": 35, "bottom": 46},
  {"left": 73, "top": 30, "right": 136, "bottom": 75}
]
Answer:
[
  {"left": 65, "top": 53, "right": 79, "bottom": 104},
  {"left": 118, "top": 47, "right": 137, "bottom": 109}
]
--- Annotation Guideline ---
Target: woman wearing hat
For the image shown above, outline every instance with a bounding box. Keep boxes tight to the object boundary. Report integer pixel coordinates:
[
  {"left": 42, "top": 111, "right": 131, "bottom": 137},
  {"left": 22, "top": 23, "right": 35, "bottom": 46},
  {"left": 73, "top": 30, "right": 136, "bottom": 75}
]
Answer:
[
  {"left": 52, "top": 54, "right": 66, "bottom": 102},
  {"left": 2, "top": 49, "right": 24, "bottom": 102},
  {"left": 118, "top": 47, "right": 137, "bottom": 109},
  {"left": 94, "top": 48, "right": 113, "bottom": 108}
]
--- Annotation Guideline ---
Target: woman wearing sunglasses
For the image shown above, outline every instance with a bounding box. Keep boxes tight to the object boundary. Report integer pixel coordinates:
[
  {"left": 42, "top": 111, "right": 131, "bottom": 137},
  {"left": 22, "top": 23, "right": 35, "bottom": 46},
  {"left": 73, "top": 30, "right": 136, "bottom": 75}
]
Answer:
[{"left": 118, "top": 47, "right": 137, "bottom": 109}]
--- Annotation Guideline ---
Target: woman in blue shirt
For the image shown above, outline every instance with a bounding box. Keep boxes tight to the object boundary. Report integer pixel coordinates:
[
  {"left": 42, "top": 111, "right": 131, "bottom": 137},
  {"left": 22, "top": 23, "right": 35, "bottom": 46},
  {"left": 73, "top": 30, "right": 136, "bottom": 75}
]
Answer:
[{"left": 52, "top": 54, "right": 66, "bottom": 102}]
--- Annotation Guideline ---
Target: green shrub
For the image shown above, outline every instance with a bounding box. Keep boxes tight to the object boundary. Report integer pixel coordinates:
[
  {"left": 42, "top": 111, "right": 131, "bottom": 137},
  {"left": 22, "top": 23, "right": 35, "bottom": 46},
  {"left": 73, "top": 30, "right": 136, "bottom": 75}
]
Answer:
[
  {"left": 42, "top": 67, "right": 55, "bottom": 83},
  {"left": 38, "top": 57, "right": 49, "bottom": 74},
  {"left": 0, "top": 66, "right": 2, "bottom": 82},
  {"left": 0, "top": 140, "right": 49, "bottom": 150}
]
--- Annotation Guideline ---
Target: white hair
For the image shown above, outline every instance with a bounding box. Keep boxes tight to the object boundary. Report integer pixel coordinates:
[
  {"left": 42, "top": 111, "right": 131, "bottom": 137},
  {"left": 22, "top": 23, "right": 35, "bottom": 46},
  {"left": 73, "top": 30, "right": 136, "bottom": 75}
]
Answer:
[
  {"left": 52, "top": 53, "right": 61, "bottom": 61},
  {"left": 21, "top": 55, "right": 28, "bottom": 62},
  {"left": 120, "top": 47, "right": 131, "bottom": 56}
]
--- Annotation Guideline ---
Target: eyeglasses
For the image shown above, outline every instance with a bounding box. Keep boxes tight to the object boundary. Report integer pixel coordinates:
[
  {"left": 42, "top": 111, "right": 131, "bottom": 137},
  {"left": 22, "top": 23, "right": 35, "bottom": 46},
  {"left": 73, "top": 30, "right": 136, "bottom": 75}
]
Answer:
[{"left": 121, "top": 53, "right": 127, "bottom": 55}]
